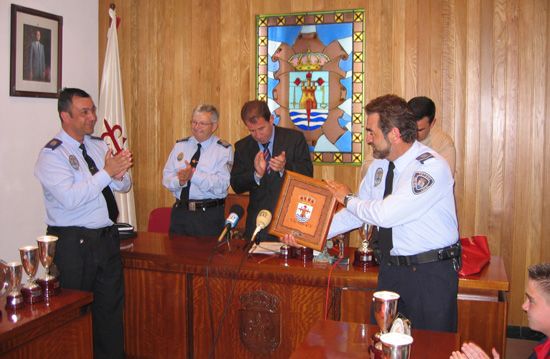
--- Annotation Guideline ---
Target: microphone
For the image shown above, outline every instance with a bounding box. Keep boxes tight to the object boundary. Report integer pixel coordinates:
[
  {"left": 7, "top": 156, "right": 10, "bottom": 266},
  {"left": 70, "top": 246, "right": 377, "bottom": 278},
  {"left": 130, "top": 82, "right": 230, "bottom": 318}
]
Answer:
[
  {"left": 217, "top": 205, "right": 245, "bottom": 242},
  {"left": 250, "top": 209, "right": 272, "bottom": 244}
]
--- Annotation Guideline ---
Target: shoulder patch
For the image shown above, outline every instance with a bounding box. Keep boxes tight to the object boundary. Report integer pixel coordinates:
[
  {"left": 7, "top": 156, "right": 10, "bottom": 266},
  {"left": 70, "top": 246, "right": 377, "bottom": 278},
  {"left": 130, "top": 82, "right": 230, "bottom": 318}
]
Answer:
[
  {"left": 412, "top": 171, "right": 435, "bottom": 195},
  {"left": 374, "top": 167, "right": 384, "bottom": 187},
  {"left": 176, "top": 136, "right": 191, "bottom": 143},
  {"left": 217, "top": 139, "right": 231, "bottom": 148},
  {"left": 89, "top": 135, "right": 102, "bottom": 141},
  {"left": 44, "top": 138, "right": 62, "bottom": 150},
  {"left": 416, "top": 152, "right": 435, "bottom": 164}
]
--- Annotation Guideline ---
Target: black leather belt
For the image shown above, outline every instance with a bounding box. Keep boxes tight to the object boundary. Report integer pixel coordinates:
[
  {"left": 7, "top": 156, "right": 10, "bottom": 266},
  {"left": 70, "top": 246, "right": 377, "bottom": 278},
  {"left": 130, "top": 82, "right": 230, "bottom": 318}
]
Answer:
[
  {"left": 387, "top": 242, "right": 461, "bottom": 266},
  {"left": 177, "top": 198, "right": 225, "bottom": 212}
]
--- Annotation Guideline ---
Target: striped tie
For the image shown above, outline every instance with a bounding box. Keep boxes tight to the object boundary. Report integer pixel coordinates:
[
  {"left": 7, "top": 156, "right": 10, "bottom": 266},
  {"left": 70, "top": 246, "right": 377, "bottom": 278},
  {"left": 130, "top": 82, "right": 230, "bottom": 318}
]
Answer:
[{"left": 262, "top": 142, "right": 271, "bottom": 174}]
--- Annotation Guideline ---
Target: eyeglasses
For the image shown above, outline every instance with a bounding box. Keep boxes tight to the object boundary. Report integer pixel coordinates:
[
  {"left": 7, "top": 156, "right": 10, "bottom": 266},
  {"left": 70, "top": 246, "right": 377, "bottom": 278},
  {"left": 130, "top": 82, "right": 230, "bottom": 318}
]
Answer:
[{"left": 190, "top": 120, "right": 213, "bottom": 127}]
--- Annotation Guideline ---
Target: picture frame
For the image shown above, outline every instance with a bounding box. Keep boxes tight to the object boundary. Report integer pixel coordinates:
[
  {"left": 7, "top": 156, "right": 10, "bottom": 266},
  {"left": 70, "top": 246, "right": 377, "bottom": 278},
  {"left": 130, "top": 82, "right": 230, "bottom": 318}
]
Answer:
[
  {"left": 10, "top": 4, "right": 63, "bottom": 98},
  {"left": 269, "top": 170, "right": 337, "bottom": 251}
]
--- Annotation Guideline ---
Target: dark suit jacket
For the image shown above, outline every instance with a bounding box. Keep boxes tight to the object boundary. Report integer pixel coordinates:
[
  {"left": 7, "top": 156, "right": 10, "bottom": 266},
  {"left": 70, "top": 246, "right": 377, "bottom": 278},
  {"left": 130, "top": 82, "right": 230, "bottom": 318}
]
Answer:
[{"left": 230, "top": 126, "right": 313, "bottom": 241}]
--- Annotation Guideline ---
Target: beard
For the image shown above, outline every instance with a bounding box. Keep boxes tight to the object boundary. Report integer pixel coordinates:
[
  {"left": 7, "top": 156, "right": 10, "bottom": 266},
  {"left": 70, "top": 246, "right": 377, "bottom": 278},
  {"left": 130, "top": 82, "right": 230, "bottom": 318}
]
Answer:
[{"left": 371, "top": 138, "right": 391, "bottom": 159}]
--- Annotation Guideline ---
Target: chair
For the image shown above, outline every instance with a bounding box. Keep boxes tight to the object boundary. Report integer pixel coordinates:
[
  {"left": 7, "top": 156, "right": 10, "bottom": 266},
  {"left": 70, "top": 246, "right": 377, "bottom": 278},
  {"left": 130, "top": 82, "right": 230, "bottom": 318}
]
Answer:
[{"left": 147, "top": 207, "right": 172, "bottom": 233}]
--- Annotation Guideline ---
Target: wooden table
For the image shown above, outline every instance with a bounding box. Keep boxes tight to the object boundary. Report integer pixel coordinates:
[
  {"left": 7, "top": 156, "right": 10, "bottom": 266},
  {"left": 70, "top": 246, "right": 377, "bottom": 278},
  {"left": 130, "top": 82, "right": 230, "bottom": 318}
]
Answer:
[
  {"left": 120, "top": 232, "right": 508, "bottom": 358},
  {"left": 0, "top": 289, "right": 93, "bottom": 358},
  {"left": 291, "top": 319, "right": 460, "bottom": 358}
]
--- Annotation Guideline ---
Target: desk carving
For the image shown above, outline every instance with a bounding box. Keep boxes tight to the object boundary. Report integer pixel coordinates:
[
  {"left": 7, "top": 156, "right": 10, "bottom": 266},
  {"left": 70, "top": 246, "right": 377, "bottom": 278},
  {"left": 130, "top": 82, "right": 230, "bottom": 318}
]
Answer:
[{"left": 239, "top": 290, "right": 281, "bottom": 354}]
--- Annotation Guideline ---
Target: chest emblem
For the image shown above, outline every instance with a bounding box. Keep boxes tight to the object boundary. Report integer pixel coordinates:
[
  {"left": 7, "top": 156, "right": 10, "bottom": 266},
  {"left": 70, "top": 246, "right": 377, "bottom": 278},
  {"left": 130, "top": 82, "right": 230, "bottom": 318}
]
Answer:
[
  {"left": 374, "top": 167, "right": 384, "bottom": 187},
  {"left": 412, "top": 171, "right": 435, "bottom": 194},
  {"left": 177, "top": 152, "right": 184, "bottom": 161},
  {"left": 68, "top": 155, "right": 79, "bottom": 170}
]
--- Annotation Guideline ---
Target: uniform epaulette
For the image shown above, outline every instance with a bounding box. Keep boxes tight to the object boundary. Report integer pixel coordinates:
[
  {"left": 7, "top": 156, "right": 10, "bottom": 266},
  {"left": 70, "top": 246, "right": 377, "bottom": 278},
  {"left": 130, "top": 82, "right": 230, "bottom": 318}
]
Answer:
[
  {"left": 44, "top": 138, "right": 62, "bottom": 150},
  {"left": 177, "top": 136, "right": 191, "bottom": 143},
  {"left": 89, "top": 135, "right": 103, "bottom": 141},
  {"left": 416, "top": 152, "right": 435, "bottom": 164},
  {"left": 217, "top": 139, "right": 231, "bottom": 148}
]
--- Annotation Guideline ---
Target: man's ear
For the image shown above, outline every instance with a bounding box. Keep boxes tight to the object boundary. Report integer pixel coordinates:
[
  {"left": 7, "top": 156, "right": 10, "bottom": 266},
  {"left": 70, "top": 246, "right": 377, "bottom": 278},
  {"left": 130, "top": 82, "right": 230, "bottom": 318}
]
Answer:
[
  {"left": 389, "top": 127, "right": 401, "bottom": 143},
  {"left": 60, "top": 111, "right": 70, "bottom": 124},
  {"left": 430, "top": 117, "right": 437, "bottom": 128}
]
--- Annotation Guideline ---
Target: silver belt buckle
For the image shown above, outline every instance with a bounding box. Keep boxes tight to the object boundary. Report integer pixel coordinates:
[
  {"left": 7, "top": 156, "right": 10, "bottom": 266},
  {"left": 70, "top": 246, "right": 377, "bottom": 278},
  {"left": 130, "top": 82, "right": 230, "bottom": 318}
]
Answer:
[{"left": 188, "top": 201, "right": 196, "bottom": 211}]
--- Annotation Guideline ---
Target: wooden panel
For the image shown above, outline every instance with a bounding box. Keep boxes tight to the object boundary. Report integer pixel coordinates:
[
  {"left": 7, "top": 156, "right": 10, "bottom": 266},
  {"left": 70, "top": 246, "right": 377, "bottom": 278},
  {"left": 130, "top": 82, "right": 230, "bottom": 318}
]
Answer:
[
  {"left": 123, "top": 267, "right": 188, "bottom": 358},
  {"left": 99, "top": 0, "right": 550, "bottom": 326}
]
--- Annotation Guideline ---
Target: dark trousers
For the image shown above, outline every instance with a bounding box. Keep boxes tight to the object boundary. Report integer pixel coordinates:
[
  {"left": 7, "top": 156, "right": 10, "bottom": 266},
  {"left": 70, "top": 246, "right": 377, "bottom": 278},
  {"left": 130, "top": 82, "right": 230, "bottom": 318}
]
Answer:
[
  {"left": 47, "top": 225, "right": 124, "bottom": 359},
  {"left": 374, "top": 259, "right": 459, "bottom": 332},
  {"left": 169, "top": 202, "right": 224, "bottom": 236}
]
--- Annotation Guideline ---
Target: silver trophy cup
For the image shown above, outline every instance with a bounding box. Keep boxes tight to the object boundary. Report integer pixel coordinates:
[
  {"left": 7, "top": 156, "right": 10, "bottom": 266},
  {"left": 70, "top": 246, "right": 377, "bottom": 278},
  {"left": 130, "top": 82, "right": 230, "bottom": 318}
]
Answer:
[
  {"left": 19, "top": 245, "right": 43, "bottom": 303},
  {"left": 370, "top": 290, "right": 401, "bottom": 357},
  {"left": 5, "top": 261, "right": 24, "bottom": 310},
  {"left": 380, "top": 332, "right": 413, "bottom": 359},
  {"left": 36, "top": 235, "right": 61, "bottom": 298}
]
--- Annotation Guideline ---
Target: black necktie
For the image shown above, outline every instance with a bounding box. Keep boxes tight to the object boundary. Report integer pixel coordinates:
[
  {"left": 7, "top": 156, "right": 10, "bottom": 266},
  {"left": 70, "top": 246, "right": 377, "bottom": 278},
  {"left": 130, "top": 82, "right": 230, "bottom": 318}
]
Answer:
[
  {"left": 375, "top": 161, "right": 395, "bottom": 259},
  {"left": 262, "top": 142, "right": 271, "bottom": 174},
  {"left": 180, "top": 143, "right": 201, "bottom": 201},
  {"left": 79, "top": 143, "right": 119, "bottom": 223}
]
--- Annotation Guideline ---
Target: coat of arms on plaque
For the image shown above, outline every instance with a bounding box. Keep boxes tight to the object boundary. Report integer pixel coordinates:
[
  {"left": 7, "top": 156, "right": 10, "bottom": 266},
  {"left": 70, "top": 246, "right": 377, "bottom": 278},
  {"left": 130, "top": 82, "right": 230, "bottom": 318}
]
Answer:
[{"left": 256, "top": 9, "right": 365, "bottom": 165}]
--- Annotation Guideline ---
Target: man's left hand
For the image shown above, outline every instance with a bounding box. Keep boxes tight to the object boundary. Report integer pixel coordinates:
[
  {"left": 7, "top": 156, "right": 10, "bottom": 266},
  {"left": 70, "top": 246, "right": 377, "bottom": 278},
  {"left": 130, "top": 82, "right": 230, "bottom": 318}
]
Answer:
[{"left": 270, "top": 151, "right": 286, "bottom": 172}]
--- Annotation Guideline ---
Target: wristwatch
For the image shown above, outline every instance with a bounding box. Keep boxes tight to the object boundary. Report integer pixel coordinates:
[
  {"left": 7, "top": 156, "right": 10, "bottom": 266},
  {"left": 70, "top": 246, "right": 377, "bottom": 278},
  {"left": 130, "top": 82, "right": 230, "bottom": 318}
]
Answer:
[{"left": 343, "top": 193, "right": 356, "bottom": 207}]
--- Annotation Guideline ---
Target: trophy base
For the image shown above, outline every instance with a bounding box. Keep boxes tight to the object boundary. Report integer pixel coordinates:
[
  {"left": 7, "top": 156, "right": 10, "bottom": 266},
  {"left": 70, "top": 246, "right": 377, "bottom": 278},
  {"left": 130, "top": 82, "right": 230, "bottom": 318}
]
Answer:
[
  {"left": 37, "top": 278, "right": 61, "bottom": 299},
  {"left": 290, "top": 246, "right": 314, "bottom": 262},
  {"left": 353, "top": 249, "right": 378, "bottom": 269},
  {"left": 280, "top": 245, "right": 290, "bottom": 260},
  {"left": 5, "top": 293, "right": 24, "bottom": 310},
  {"left": 369, "top": 339, "right": 384, "bottom": 359},
  {"left": 21, "top": 285, "right": 44, "bottom": 304}
]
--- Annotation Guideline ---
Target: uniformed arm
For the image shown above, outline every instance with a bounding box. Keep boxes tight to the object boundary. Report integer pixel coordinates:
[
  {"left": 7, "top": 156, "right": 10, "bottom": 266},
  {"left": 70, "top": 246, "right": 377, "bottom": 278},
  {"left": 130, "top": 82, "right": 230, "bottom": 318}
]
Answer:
[
  {"left": 35, "top": 150, "right": 113, "bottom": 210},
  {"left": 284, "top": 131, "right": 313, "bottom": 176},
  {"left": 230, "top": 142, "right": 258, "bottom": 194},
  {"left": 192, "top": 145, "right": 234, "bottom": 197},
  {"left": 162, "top": 145, "right": 188, "bottom": 197},
  {"left": 110, "top": 172, "right": 132, "bottom": 193},
  {"left": 347, "top": 161, "right": 453, "bottom": 228}
]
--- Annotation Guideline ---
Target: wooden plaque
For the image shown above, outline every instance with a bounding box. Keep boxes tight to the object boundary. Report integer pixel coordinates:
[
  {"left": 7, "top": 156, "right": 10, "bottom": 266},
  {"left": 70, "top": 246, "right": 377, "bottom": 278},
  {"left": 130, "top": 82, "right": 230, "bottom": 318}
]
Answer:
[{"left": 269, "top": 170, "right": 337, "bottom": 251}]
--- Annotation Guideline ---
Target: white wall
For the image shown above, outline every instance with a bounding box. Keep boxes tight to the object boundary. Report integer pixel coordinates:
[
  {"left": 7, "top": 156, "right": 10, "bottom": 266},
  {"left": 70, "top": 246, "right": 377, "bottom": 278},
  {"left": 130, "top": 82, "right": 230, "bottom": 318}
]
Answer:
[{"left": 0, "top": 0, "right": 98, "bottom": 263}]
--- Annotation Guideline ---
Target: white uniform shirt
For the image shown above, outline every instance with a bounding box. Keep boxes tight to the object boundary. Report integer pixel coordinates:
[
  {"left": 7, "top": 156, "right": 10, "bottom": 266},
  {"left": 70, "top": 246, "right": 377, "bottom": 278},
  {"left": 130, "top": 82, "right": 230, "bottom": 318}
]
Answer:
[
  {"left": 328, "top": 141, "right": 458, "bottom": 256},
  {"left": 34, "top": 130, "right": 132, "bottom": 229},
  {"left": 162, "top": 135, "right": 233, "bottom": 200}
]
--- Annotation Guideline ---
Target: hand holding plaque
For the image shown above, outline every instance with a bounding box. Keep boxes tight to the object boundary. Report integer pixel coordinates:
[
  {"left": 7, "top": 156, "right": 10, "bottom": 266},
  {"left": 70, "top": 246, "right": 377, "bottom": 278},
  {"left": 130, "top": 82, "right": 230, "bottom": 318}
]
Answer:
[{"left": 269, "top": 171, "right": 337, "bottom": 251}]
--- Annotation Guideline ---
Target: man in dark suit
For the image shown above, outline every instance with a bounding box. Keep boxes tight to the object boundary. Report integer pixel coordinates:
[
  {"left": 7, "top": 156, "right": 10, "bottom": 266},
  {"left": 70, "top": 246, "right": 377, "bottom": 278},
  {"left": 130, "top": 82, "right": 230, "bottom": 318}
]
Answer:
[{"left": 231, "top": 100, "right": 313, "bottom": 241}]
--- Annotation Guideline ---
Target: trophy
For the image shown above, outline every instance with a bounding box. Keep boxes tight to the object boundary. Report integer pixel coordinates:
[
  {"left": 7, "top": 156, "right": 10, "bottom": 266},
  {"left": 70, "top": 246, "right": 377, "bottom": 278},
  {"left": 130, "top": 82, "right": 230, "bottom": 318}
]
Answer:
[
  {"left": 19, "top": 245, "right": 43, "bottom": 303},
  {"left": 36, "top": 235, "right": 61, "bottom": 298},
  {"left": 380, "top": 332, "right": 413, "bottom": 359},
  {"left": 4, "top": 261, "right": 24, "bottom": 310},
  {"left": 0, "top": 260, "right": 8, "bottom": 297},
  {"left": 353, "top": 224, "right": 377, "bottom": 269},
  {"left": 370, "top": 291, "right": 400, "bottom": 358}
]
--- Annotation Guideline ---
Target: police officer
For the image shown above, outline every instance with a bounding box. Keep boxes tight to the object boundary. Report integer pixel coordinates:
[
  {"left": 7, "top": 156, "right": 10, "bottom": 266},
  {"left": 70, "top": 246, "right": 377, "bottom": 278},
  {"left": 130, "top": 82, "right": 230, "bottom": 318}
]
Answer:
[
  {"left": 283, "top": 94, "right": 460, "bottom": 332},
  {"left": 34, "top": 88, "right": 133, "bottom": 358},
  {"left": 162, "top": 104, "right": 233, "bottom": 236}
]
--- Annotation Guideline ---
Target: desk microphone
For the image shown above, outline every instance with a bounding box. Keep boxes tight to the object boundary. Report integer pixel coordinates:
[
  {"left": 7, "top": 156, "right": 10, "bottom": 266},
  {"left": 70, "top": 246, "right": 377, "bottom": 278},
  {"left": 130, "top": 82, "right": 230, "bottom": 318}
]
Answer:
[
  {"left": 217, "top": 205, "right": 245, "bottom": 242},
  {"left": 250, "top": 209, "right": 272, "bottom": 244}
]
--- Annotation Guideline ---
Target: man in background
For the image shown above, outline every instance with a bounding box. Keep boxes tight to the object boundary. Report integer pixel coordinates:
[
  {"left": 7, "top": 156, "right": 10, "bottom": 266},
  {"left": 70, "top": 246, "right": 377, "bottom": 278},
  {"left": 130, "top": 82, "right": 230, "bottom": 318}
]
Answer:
[
  {"left": 35, "top": 88, "right": 133, "bottom": 358},
  {"left": 163, "top": 104, "right": 233, "bottom": 236},
  {"left": 231, "top": 100, "right": 313, "bottom": 242},
  {"left": 451, "top": 263, "right": 550, "bottom": 359}
]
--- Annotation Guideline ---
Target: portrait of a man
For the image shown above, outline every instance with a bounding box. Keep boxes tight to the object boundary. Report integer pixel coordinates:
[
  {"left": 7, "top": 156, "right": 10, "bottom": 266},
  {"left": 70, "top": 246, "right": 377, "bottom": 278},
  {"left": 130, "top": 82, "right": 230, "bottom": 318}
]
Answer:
[{"left": 23, "top": 25, "right": 51, "bottom": 82}]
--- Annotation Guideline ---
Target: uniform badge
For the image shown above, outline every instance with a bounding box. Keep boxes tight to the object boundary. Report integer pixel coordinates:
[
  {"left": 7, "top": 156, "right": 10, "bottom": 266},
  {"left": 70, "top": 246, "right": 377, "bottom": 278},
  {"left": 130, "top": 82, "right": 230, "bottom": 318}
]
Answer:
[
  {"left": 68, "top": 155, "right": 79, "bottom": 170},
  {"left": 412, "top": 171, "right": 434, "bottom": 194},
  {"left": 295, "top": 195, "right": 315, "bottom": 223},
  {"left": 374, "top": 167, "right": 384, "bottom": 186},
  {"left": 177, "top": 152, "right": 184, "bottom": 161}
]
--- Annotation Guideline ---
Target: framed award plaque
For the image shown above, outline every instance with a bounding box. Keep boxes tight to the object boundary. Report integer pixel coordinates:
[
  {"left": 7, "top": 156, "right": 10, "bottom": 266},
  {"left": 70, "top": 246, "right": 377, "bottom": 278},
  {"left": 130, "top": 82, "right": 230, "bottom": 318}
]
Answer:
[{"left": 269, "top": 171, "right": 337, "bottom": 251}]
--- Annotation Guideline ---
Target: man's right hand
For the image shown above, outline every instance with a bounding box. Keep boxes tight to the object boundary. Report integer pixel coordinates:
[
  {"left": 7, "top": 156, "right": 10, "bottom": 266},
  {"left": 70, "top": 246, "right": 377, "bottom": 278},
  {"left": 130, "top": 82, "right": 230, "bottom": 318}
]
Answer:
[
  {"left": 104, "top": 150, "right": 133, "bottom": 178},
  {"left": 254, "top": 150, "right": 267, "bottom": 178},
  {"left": 177, "top": 161, "right": 194, "bottom": 185}
]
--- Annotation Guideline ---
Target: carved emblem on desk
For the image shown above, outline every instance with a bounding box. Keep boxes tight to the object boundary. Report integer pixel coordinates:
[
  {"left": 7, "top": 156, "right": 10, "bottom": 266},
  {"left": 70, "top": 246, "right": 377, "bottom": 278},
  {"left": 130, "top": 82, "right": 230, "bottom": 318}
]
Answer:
[{"left": 239, "top": 290, "right": 281, "bottom": 354}]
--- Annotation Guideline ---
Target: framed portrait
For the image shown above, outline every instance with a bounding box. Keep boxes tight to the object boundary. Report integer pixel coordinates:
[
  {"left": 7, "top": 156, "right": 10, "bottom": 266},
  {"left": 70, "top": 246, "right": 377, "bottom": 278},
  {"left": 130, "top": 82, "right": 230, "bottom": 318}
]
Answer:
[
  {"left": 10, "top": 4, "right": 63, "bottom": 98},
  {"left": 269, "top": 171, "right": 337, "bottom": 251}
]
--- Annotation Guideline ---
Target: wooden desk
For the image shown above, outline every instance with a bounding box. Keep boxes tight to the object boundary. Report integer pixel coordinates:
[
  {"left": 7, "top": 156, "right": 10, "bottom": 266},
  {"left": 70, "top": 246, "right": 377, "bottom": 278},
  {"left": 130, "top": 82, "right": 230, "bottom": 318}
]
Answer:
[
  {"left": 0, "top": 289, "right": 93, "bottom": 358},
  {"left": 121, "top": 232, "right": 508, "bottom": 358},
  {"left": 291, "top": 319, "right": 460, "bottom": 358}
]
